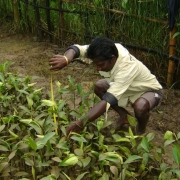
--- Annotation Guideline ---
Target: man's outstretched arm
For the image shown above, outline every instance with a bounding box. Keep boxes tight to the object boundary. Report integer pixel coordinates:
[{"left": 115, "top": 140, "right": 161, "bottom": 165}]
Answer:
[{"left": 66, "top": 100, "right": 107, "bottom": 135}]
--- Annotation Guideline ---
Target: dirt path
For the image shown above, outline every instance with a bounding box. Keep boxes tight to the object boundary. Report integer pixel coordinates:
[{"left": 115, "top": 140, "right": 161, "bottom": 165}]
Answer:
[{"left": 0, "top": 31, "right": 180, "bottom": 164}]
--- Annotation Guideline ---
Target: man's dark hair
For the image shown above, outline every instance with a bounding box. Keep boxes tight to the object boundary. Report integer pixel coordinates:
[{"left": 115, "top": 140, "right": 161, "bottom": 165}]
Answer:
[{"left": 86, "top": 37, "right": 118, "bottom": 61}]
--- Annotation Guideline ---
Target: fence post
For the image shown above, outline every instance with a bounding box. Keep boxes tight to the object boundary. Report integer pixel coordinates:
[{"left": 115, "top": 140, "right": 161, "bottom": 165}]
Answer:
[
  {"left": 12, "top": 0, "right": 20, "bottom": 31},
  {"left": 33, "top": 0, "right": 42, "bottom": 41},
  {"left": 24, "top": 0, "right": 31, "bottom": 32},
  {"left": 167, "top": 25, "right": 177, "bottom": 88},
  {"left": 59, "top": 1, "right": 65, "bottom": 46},
  {"left": 46, "top": 0, "right": 53, "bottom": 42}
]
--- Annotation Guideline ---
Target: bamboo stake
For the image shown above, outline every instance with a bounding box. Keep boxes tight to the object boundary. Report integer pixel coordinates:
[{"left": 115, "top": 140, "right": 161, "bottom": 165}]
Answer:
[
  {"left": 167, "top": 25, "right": 177, "bottom": 88},
  {"left": 59, "top": 1, "right": 66, "bottom": 46},
  {"left": 12, "top": 0, "right": 20, "bottom": 31},
  {"left": 50, "top": 74, "right": 58, "bottom": 135},
  {"left": 46, "top": 0, "right": 52, "bottom": 42}
]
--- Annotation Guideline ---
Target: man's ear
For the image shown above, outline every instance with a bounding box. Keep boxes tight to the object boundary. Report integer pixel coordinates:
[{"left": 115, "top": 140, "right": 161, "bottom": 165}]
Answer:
[{"left": 111, "top": 55, "right": 117, "bottom": 64}]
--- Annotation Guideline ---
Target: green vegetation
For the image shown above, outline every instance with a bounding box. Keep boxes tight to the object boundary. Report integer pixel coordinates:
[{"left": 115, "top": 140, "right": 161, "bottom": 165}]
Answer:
[
  {"left": 0, "top": 61, "right": 180, "bottom": 179},
  {"left": 0, "top": 1, "right": 180, "bottom": 178}
]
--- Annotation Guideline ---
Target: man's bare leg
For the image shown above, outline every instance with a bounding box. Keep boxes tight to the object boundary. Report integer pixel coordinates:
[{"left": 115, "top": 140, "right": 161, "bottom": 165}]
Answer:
[
  {"left": 94, "top": 80, "right": 130, "bottom": 130},
  {"left": 132, "top": 97, "right": 150, "bottom": 134}
]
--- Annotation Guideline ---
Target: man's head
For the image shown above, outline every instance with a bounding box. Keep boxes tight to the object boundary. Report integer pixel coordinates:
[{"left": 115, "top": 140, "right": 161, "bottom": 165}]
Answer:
[{"left": 86, "top": 37, "right": 118, "bottom": 72}]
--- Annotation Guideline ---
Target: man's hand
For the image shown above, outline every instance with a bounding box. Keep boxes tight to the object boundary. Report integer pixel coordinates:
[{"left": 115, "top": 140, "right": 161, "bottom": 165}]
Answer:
[
  {"left": 66, "top": 120, "right": 83, "bottom": 136},
  {"left": 49, "top": 55, "right": 68, "bottom": 71}
]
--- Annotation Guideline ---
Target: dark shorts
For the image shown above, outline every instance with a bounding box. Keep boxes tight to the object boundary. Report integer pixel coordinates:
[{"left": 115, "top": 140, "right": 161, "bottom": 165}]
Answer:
[
  {"left": 140, "top": 90, "right": 164, "bottom": 110},
  {"left": 96, "top": 79, "right": 163, "bottom": 109}
]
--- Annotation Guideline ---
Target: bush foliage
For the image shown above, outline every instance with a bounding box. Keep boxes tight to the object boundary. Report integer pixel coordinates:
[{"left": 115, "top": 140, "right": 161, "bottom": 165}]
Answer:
[{"left": 0, "top": 62, "right": 180, "bottom": 180}]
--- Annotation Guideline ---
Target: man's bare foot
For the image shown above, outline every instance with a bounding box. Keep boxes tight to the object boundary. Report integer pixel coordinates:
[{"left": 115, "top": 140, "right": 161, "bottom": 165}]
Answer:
[
  {"left": 136, "top": 124, "right": 146, "bottom": 135},
  {"left": 114, "top": 118, "right": 129, "bottom": 131}
]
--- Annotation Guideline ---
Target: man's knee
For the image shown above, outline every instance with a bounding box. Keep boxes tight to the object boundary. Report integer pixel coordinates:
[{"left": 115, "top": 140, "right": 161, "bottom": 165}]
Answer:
[
  {"left": 94, "top": 79, "right": 109, "bottom": 94},
  {"left": 133, "top": 97, "right": 150, "bottom": 116}
]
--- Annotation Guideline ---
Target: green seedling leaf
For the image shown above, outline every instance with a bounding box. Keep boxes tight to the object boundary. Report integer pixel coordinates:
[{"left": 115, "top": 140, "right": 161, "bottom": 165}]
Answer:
[
  {"left": 0, "top": 139, "right": 10, "bottom": 149},
  {"left": 68, "top": 76, "right": 75, "bottom": 86},
  {"left": 170, "top": 169, "right": 180, "bottom": 178},
  {"left": 99, "top": 152, "right": 123, "bottom": 164},
  {"left": 115, "top": 137, "right": 130, "bottom": 142},
  {"left": 27, "top": 96, "right": 33, "bottom": 107},
  {"left": 56, "top": 141, "right": 69, "bottom": 150},
  {"left": 172, "top": 144, "right": 180, "bottom": 165},
  {"left": 119, "top": 146, "right": 131, "bottom": 156},
  {"left": 41, "top": 100, "right": 56, "bottom": 106},
  {"left": 140, "top": 137, "right": 150, "bottom": 152},
  {"left": 81, "top": 157, "right": 91, "bottom": 168},
  {"left": 76, "top": 172, "right": 89, "bottom": 180},
  {"left": 99, "top": 172, "right": 109, "bottom": 180},
  {"left": 8, "top": 130, "right": 18, "bottom": 138},
  {"left": 70, "top": 134, "right": 87, "bottom": 143},
  {"left": 142, "top": 153, "right": 149, "bottom": 166},
  {"left": 32, "top": 166, "right": 35, "bottom": 180},
  {"left": 110, "top": 166, "right": 118, "bottom": 177},
  {"left": 52, "top": 157, "right": 61, "bottom": 163},
  {"left": 57, "top": 100, "right": 66, "bottom": 111},
  {"left": 164, "top": 139, "right": 175, "bottom": 147},
  {"left": 128, "top": 127, "right": 135, "bottom": 138},
  {"left": 24, "top": 158, "right": 34, "bottom": 166},
  {"left": 127, "top": 114, "right": 137, "bottom": 126},
  {"left": 60, "top": 126, "right": 67, "bottom": 136},
  {"left": 146, "top": 132, "right": 155, "bottom": 142},
  {"left": 74, "top": 148, "right": 83, "bottom": 156},
  {"left": 28, "top": 83, "right": 36, "bottom": 87},
  {"left": 27, "top": 137, "right": 37, "bottom": 151},
  {"left": 120, "top": 168, "right": 126, "bottom": 180},
  {"left": 0, "top": 124, "right": 5, "bottom": 133},
  {"left": 0, "top": 162, "right": 9, "bottom": 172},
  {"left": 59, "top": 88, "right": 69, "bottom": 94},
  {"left": 102, "top": 120, "right": 112, "bottom": 128},
  {"left": 157, "top": 110, "right": 163, "bottom": 114},
  {"left": 36, "top": 135, "right": 44, "bottom": 138},
  {"left": 40, "top": 175, "right": 56, "bottom": 180},
  {"left": 62, "top": 172, "right": 71, "bottom": 180},
  {"left": 124, "top": 155, "right": 142, "bottom": 164},
  {"left": 19, "top": 106, "right": 30, "bottom": 114},
  {"left": 29, "top": 121, "right": 43, "bottom": 134},
  {"left": 59, "top": 154, "right": 78, "bottom": 166},
  {"left": 34, "top": 88, "right": 43, "bottom": 94},
  {"left": 173, "top": 32, "right": 180, "bottom": 38},
  {"left": 18, "top": 89, "right": 29, "bottom": 95},
  {"left": 177, "top": 132, "right": 180, "bottom": 139},
  {"left": 85, "top": 132, "right": 94, "bottom": 139},
  {"left": 112, "top": 133, "right": 121, "bottom": 140},
  {"left": 0, "top": 73, "right": 4, "bottom": 82},
  {"left": 14, "top": 171, "right": 29, "bottom": 177},
  {"left": 36, "top": 132, "right": 55, "bottom": 149},
  {"left": 164, "top": 130, "right": 173, "bottom": 140},
  {"left": 20, "top": 119, "right": 33, "bottom": 124},
  {"left": 91, "top": 150, "right": 99, "bottom": 158},
  {"left": 8, "top": 150, "right": 17, "bottom": 161},
  {"left": 55, "top": 80, "right": 61, "bottom": 88},
  {"left": 0, "top": 145, "right": 9, "bottom": 151},
  {"left": 77, "top": 84, "right": 82, "bottom": 95},
  {"left": 97, "top": 121, "right": 104, "bottom": 131}
]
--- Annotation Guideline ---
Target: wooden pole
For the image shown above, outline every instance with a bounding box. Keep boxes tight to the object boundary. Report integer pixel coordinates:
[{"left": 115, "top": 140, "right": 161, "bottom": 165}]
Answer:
[
  {"left": 59, "top": 1, "right": 65, "bottom": 46},
  {"left": 12, "top": 0, "right": 20, "bottom": 31},
  {"left": 167, "top": 25, "right": 177, "bottom": 88},
  {"left": 33, "top": 0, "right": 42, "bottom": 40},
  {"left": 46, "top": 0, "right": 52, "bottom": 42}
]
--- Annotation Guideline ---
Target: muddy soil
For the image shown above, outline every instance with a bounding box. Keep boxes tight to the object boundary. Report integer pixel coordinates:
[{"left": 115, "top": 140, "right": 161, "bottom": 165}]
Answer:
[{"left": 0, "top": 29, "right": 180, "bottom": 165}]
